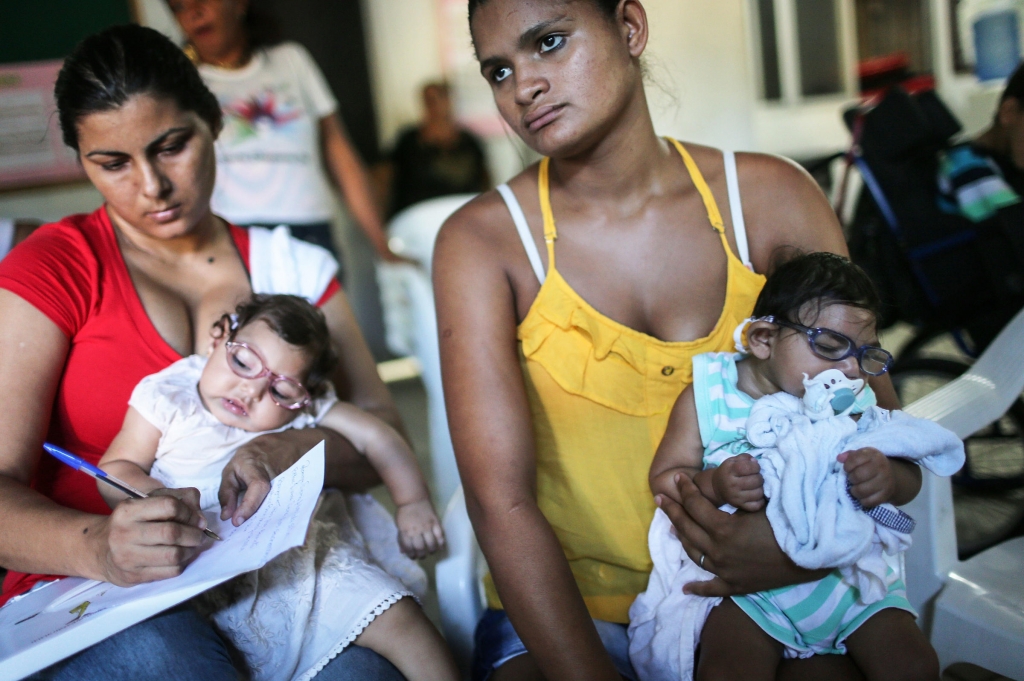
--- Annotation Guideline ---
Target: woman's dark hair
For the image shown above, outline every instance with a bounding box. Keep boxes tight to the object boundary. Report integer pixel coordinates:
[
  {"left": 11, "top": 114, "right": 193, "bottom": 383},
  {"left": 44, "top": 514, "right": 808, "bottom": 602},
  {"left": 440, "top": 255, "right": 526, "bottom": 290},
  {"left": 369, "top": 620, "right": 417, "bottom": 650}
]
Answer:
[
  {"left": 216, "top": 294, "right": 338, "bottom": 400},
  {"left": 468, "top": 0, "right": 620, "bottom": 23},
  {"left": 1002, "top": 61, "right": 1024, "bottom": 104},
  {"left": 751, "top": 252, "right": 883, "bottom": 326},
  {"left": 55, "top": 24, "right": 222, "bottom": 152}
]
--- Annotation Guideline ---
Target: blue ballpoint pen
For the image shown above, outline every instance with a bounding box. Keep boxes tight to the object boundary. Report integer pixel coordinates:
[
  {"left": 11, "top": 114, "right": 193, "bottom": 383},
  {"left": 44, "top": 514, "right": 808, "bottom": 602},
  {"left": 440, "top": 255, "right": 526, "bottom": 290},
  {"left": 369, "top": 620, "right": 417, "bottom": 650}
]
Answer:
[{"left": 43, "top": 442, "right": 222, "bottom": 541}]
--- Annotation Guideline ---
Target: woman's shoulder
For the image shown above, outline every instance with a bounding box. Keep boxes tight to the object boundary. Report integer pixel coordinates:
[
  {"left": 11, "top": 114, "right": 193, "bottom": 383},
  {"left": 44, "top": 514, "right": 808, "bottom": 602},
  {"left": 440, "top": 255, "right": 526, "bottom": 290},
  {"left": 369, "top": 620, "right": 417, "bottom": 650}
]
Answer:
[
  {"left": 725, "top": 149, "right": 846, "bottom": 267},
  {"left": 0, "top": 210, "right": 106, "bottom": 287},
  {"left": 435, "top": 165, "right": 540, "bottom": 260},
  {"left": 676, "top": 141, "right": 808, "bottom": 186}
]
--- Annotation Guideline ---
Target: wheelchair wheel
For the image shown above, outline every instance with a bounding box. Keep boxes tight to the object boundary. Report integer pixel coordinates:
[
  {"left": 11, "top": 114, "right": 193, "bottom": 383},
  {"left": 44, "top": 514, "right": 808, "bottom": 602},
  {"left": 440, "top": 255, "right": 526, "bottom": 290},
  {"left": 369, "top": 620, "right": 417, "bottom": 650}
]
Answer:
[{"left": 889, "top": 357, "right": 1024, "bottom": 557}]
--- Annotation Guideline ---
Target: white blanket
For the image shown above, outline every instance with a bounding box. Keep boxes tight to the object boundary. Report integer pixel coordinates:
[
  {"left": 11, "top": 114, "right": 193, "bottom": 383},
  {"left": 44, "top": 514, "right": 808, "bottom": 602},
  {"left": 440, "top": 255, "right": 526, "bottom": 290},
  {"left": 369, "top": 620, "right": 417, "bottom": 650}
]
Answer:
[
  {"left": 746, "top": 395, "right": 964, "bottom": 601},
  {"left": 248, "top": 225, "right": 339, "bottom": 303},
  {"left": 628, "top": 508, "right": 722, "bottom": 681},
  {"left": 628, "top": 400, "right": 964, "bottom": 681}
]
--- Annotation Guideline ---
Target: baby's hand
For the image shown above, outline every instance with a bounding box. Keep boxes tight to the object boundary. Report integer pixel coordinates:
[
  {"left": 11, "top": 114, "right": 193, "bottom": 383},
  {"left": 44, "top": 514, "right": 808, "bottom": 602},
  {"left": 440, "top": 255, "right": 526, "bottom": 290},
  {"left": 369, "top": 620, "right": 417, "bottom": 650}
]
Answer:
[
  {"left": 711, "top": 454, "right": 765, "bottom": 511},
  {"left": 395, "top": 499, "right": 446, "bottom": 559},
  {"left": 839, "top": 447, "right": 895, "bottom": 509}
]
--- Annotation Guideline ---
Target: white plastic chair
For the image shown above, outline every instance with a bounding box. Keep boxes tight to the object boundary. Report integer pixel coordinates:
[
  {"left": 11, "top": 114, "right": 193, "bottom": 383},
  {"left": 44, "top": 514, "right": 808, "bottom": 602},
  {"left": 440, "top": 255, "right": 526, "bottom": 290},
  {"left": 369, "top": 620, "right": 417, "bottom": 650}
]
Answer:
[
  {"left": 902, "top": 305, "right": 1024, "bottom": 679},
  {"left": 376, "top": 194, "right": 476, "bottom": 506},
  {"left": 435, "top": 487, "right": 485, "bottom": 674}
]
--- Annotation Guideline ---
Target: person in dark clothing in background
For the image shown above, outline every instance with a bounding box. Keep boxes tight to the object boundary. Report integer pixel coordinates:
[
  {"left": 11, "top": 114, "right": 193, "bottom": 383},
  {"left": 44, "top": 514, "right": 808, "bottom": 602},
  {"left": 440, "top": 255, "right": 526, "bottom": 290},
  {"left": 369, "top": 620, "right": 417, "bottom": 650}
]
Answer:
[
  {"left": 938, "top": 62, "right": 1023, "bottom": 222},
  {"left": 974, "top": 61, "right": 1024, "bottom": 194},
  {"left": 384, "top": 82, "right": 490, "bottom": 217}
]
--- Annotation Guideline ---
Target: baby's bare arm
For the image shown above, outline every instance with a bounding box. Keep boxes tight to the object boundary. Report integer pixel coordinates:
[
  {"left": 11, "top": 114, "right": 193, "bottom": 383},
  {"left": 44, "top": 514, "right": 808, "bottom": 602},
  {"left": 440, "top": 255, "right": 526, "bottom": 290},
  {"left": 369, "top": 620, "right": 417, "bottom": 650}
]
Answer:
[
  {"left": 318, "top": 402, "right": 430, "bottom": 506},
  {"left": 650, "top": 387, "right": 765, "bottom": 511},
  {"left": 650, "top": 387, "right": 712, "bottom": 504},
  {"left": 319, "top": 402, "right": 444, "bottom": 557},
  {"left": 97, "top": 407, "right": 165, "bottom": 508}
]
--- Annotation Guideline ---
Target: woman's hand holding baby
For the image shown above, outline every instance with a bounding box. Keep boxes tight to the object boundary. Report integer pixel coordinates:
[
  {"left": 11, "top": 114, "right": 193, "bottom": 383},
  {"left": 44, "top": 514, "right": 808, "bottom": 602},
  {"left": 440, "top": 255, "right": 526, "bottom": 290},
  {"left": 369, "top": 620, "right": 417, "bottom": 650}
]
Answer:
[
  {"left": 395, "top": 499, "right": 445, "bottom": 559},
  {"left": 710, "top": 454, "right": 766, "bottom": 512}
]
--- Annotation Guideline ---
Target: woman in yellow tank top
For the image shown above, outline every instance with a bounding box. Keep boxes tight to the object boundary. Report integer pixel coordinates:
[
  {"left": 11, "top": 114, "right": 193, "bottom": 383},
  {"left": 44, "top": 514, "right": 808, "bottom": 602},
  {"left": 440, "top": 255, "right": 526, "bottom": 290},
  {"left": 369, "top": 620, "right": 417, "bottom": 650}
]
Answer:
[{"left": 434, "top": 2, "right": 900, "bottom": 680}]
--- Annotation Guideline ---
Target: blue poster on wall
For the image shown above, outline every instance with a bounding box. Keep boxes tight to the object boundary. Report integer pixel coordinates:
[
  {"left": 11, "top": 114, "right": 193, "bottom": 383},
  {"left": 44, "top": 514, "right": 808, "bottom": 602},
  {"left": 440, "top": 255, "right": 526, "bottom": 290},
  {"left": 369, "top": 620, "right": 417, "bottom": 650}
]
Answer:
[{"left": 973, "top": 9, "right": 1022, "bottom": 80}]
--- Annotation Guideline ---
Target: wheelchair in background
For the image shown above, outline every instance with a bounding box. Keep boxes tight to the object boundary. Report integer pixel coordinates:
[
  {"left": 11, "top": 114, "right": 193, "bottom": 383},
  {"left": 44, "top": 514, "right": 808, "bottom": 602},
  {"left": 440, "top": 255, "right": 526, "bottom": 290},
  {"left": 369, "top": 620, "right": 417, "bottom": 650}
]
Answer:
[{"left": 834, "top": 86, "right": 1024, "bottom": 557}]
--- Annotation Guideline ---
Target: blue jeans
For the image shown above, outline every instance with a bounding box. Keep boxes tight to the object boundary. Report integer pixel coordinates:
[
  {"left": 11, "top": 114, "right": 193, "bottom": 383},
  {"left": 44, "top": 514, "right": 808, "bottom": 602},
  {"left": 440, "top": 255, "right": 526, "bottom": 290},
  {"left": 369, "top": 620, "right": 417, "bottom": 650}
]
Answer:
[
  {"left": 28, "top": 604, "right": 406, "bottom": 681},
  {"left": 472, "top": 608, "right": 637, "bottom": 681}
]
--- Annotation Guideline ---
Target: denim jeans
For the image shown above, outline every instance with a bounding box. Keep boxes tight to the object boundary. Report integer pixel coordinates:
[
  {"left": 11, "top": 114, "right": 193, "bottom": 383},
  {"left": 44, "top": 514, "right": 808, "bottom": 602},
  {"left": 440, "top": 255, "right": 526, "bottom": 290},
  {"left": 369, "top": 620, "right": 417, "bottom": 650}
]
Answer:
[
  {"left": 472, "top": 608, "right": 637, "bottom": 681},
  {"left": 28, "top": 605, "right": 236, "bottom": 681},
  {"left": 28, "top": 604, "right": 406, "bottom": 681}
]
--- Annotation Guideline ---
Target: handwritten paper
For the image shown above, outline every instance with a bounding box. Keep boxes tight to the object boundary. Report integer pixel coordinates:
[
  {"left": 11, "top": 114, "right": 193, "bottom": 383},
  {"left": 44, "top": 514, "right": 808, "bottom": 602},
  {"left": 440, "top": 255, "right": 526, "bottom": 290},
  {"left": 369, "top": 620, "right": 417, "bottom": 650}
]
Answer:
[{"left": 0, "top": 443, "right": 325, "bottom": 681}]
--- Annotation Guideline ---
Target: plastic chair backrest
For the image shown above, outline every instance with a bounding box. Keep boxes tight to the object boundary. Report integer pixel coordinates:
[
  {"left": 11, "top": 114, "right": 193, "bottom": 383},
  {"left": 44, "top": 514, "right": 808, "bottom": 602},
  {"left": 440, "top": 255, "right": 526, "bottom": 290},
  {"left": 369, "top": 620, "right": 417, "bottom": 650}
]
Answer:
[
  {"left": 436, "top": 487, "right": 484, "bottom": 675},
  {"left": 379, "top": 194, "right": 476, "bottom": 505},
  {"left": 902, "top": 306, "right": 1024, "bottom": 615},
  {"left": 387, "top": 195, "right": 477, "bottom": 275}
]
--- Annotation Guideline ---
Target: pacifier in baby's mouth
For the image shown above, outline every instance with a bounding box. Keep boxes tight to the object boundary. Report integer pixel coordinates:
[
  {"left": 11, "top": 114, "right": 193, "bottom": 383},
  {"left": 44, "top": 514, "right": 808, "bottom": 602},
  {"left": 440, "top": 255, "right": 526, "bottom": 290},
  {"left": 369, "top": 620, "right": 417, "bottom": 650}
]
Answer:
[{"left": 801, "top": 369, "right": 865, "bottom": 418}]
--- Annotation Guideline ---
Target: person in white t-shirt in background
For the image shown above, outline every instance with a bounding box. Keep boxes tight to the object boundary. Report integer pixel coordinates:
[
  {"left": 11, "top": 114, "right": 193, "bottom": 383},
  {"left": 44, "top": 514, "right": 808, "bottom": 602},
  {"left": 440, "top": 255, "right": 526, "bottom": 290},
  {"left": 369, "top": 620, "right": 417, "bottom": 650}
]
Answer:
[{"left": 167, "top": 0, "right": 404, "bottom": 266}]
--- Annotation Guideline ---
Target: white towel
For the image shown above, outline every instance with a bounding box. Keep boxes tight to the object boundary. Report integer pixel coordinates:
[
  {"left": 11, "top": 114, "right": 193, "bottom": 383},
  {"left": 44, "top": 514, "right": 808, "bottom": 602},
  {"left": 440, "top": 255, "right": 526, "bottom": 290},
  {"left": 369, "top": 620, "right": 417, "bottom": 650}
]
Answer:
[
  {"left": 745, "top": 395, "right": 964, "bottom": 602},
  {"left": 248, "top": 225, "right": 339, "bottom": 303},
  {"left": 628, "top": 508, "right": 722, "bottom": 681}
]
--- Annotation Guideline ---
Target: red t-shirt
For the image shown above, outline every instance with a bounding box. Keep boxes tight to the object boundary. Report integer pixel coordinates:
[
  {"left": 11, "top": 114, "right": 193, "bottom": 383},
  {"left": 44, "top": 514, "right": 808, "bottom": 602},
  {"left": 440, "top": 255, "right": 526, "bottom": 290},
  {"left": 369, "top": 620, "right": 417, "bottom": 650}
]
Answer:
[{"left": 0, "top": 207, "right": 340, "bottom": 605}]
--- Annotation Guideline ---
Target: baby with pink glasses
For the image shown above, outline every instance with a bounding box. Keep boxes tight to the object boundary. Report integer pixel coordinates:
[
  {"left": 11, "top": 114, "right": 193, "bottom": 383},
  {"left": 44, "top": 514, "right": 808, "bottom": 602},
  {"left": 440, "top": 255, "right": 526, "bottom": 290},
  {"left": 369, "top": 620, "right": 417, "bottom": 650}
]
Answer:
[{"left": 97, "top": 294, "right": 458, "bottom": 681}]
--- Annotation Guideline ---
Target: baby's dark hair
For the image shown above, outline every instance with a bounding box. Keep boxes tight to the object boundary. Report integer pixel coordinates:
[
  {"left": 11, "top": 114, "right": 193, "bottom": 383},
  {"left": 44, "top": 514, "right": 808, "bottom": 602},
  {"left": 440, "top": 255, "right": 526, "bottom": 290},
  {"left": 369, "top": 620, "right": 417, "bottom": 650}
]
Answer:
[
  {"left": 751, "top": 252, "right": 883, "bottom": 327},
  {"left": 214, "top": 294, "right": 338, "bottom": 399}
]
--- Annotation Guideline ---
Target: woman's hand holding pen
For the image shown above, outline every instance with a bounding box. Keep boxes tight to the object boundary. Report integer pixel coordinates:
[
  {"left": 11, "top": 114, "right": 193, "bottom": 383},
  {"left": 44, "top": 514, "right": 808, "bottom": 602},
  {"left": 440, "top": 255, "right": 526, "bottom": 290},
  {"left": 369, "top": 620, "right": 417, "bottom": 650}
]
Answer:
[{"left": 85, "top": 487, "right": 210, "bottom": 587}]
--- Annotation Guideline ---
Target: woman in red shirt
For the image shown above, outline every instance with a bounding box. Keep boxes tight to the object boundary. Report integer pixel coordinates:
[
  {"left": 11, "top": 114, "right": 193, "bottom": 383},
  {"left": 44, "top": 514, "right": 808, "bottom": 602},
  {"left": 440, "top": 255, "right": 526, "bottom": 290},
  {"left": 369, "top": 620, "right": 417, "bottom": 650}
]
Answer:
[{"left": 0, "top": 25, "right": 404, "bottom": 681}]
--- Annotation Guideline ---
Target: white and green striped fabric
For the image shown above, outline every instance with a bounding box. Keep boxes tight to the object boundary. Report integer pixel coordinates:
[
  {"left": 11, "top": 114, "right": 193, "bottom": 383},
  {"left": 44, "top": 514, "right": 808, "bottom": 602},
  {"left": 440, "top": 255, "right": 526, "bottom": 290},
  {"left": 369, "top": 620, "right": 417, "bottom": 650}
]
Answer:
[{"left": 691, "top": 351, "right": 915, "bottom": 656}]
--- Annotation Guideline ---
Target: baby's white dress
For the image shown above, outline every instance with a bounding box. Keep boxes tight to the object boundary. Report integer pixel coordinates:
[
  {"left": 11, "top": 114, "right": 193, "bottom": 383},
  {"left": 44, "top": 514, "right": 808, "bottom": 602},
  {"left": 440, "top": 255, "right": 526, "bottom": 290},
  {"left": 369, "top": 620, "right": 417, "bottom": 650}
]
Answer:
[{"left": 130, "top": 355, "right": 427, "bottom": 681}]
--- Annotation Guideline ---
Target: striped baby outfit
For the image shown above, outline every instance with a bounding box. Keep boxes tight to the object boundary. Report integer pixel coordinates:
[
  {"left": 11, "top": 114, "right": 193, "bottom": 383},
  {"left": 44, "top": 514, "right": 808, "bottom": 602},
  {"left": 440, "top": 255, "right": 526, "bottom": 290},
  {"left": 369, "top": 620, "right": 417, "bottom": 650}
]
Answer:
[{"left": 691, "top": 352, "right": 915, "bottom": 657}]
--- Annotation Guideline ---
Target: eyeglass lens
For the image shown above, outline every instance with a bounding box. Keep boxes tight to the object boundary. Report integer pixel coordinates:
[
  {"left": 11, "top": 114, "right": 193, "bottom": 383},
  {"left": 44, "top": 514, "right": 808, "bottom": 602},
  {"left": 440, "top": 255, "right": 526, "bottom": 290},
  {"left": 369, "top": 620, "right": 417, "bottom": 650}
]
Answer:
[
  {"left": 808, "top": 329, "right": 891, "bottom": 375},
  {"left": 226, "top": 343, "right": 308, "bottom": 407}
]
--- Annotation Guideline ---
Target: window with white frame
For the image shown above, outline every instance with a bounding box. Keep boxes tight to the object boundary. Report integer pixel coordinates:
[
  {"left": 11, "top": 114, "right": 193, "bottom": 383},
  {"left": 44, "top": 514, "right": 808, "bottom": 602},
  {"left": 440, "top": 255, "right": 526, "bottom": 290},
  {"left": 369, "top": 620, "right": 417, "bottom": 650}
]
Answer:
[{"left": 751, "top": 0, "right": 855, "bottom": 103}]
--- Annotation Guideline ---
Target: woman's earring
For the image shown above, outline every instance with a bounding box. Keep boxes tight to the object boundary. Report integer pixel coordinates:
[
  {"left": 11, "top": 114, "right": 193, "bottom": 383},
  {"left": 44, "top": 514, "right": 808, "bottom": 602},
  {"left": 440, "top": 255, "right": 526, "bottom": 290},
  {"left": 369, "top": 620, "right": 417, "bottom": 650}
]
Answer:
[{"left": 183, "top": 42, "right": 200, "bottom": 64}]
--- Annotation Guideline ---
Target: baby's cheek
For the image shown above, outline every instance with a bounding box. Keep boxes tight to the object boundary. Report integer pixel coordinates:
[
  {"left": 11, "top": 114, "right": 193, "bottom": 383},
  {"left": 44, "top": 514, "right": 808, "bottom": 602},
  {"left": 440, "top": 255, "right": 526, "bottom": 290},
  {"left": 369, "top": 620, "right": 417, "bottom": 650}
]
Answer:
[{"left": 252, "top": 403, "right": 296, "bottom": 432}]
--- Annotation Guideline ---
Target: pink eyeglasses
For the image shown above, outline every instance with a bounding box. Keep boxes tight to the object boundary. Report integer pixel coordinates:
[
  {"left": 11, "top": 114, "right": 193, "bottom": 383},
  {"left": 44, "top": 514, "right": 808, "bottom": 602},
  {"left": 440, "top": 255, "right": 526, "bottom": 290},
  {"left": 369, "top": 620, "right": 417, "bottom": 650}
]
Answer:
[{"left": 224, "top": 341, "right": 311, "bottom": 409}]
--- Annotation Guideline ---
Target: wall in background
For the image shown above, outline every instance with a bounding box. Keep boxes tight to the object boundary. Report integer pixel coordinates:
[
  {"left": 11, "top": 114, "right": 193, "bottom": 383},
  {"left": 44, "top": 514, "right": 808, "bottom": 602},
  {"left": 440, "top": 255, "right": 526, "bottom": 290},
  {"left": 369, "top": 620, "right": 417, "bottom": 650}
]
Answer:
[
  {"left": 643, "top": 0, "right": 759, "bottom": 151},
  {"left": 358, "top": 0, "right": 855, "bottom": 163},
  {"left": 3, "top": 1, "right": 1012, "bottom": 228}
]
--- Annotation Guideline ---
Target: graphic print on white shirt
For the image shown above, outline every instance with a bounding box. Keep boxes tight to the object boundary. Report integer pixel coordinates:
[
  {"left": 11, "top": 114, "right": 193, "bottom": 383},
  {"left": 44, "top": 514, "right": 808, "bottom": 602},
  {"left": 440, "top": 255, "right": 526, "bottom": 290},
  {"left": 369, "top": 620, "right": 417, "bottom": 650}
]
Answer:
[{"left": 200, "top": 42, "right": 338, "bottom": 225}]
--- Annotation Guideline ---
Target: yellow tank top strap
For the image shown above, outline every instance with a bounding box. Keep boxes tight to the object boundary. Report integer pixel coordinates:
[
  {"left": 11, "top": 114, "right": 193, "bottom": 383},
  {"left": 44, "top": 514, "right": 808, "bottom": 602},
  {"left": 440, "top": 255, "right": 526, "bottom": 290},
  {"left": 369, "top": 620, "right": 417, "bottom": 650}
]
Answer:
[
  {"left": 667, "top": 138, "right": 726, "bottom": 235},
  {"left": 538, "top": 157, "right": 557, "bottom": 269}
]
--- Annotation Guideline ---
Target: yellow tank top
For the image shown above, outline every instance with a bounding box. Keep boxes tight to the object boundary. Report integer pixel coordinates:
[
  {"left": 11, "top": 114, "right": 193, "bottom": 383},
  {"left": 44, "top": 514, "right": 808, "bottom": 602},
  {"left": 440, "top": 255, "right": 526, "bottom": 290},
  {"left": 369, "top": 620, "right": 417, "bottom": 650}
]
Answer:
[{"left": 484, "top": 140, "right": 767, "bottom": 623}]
